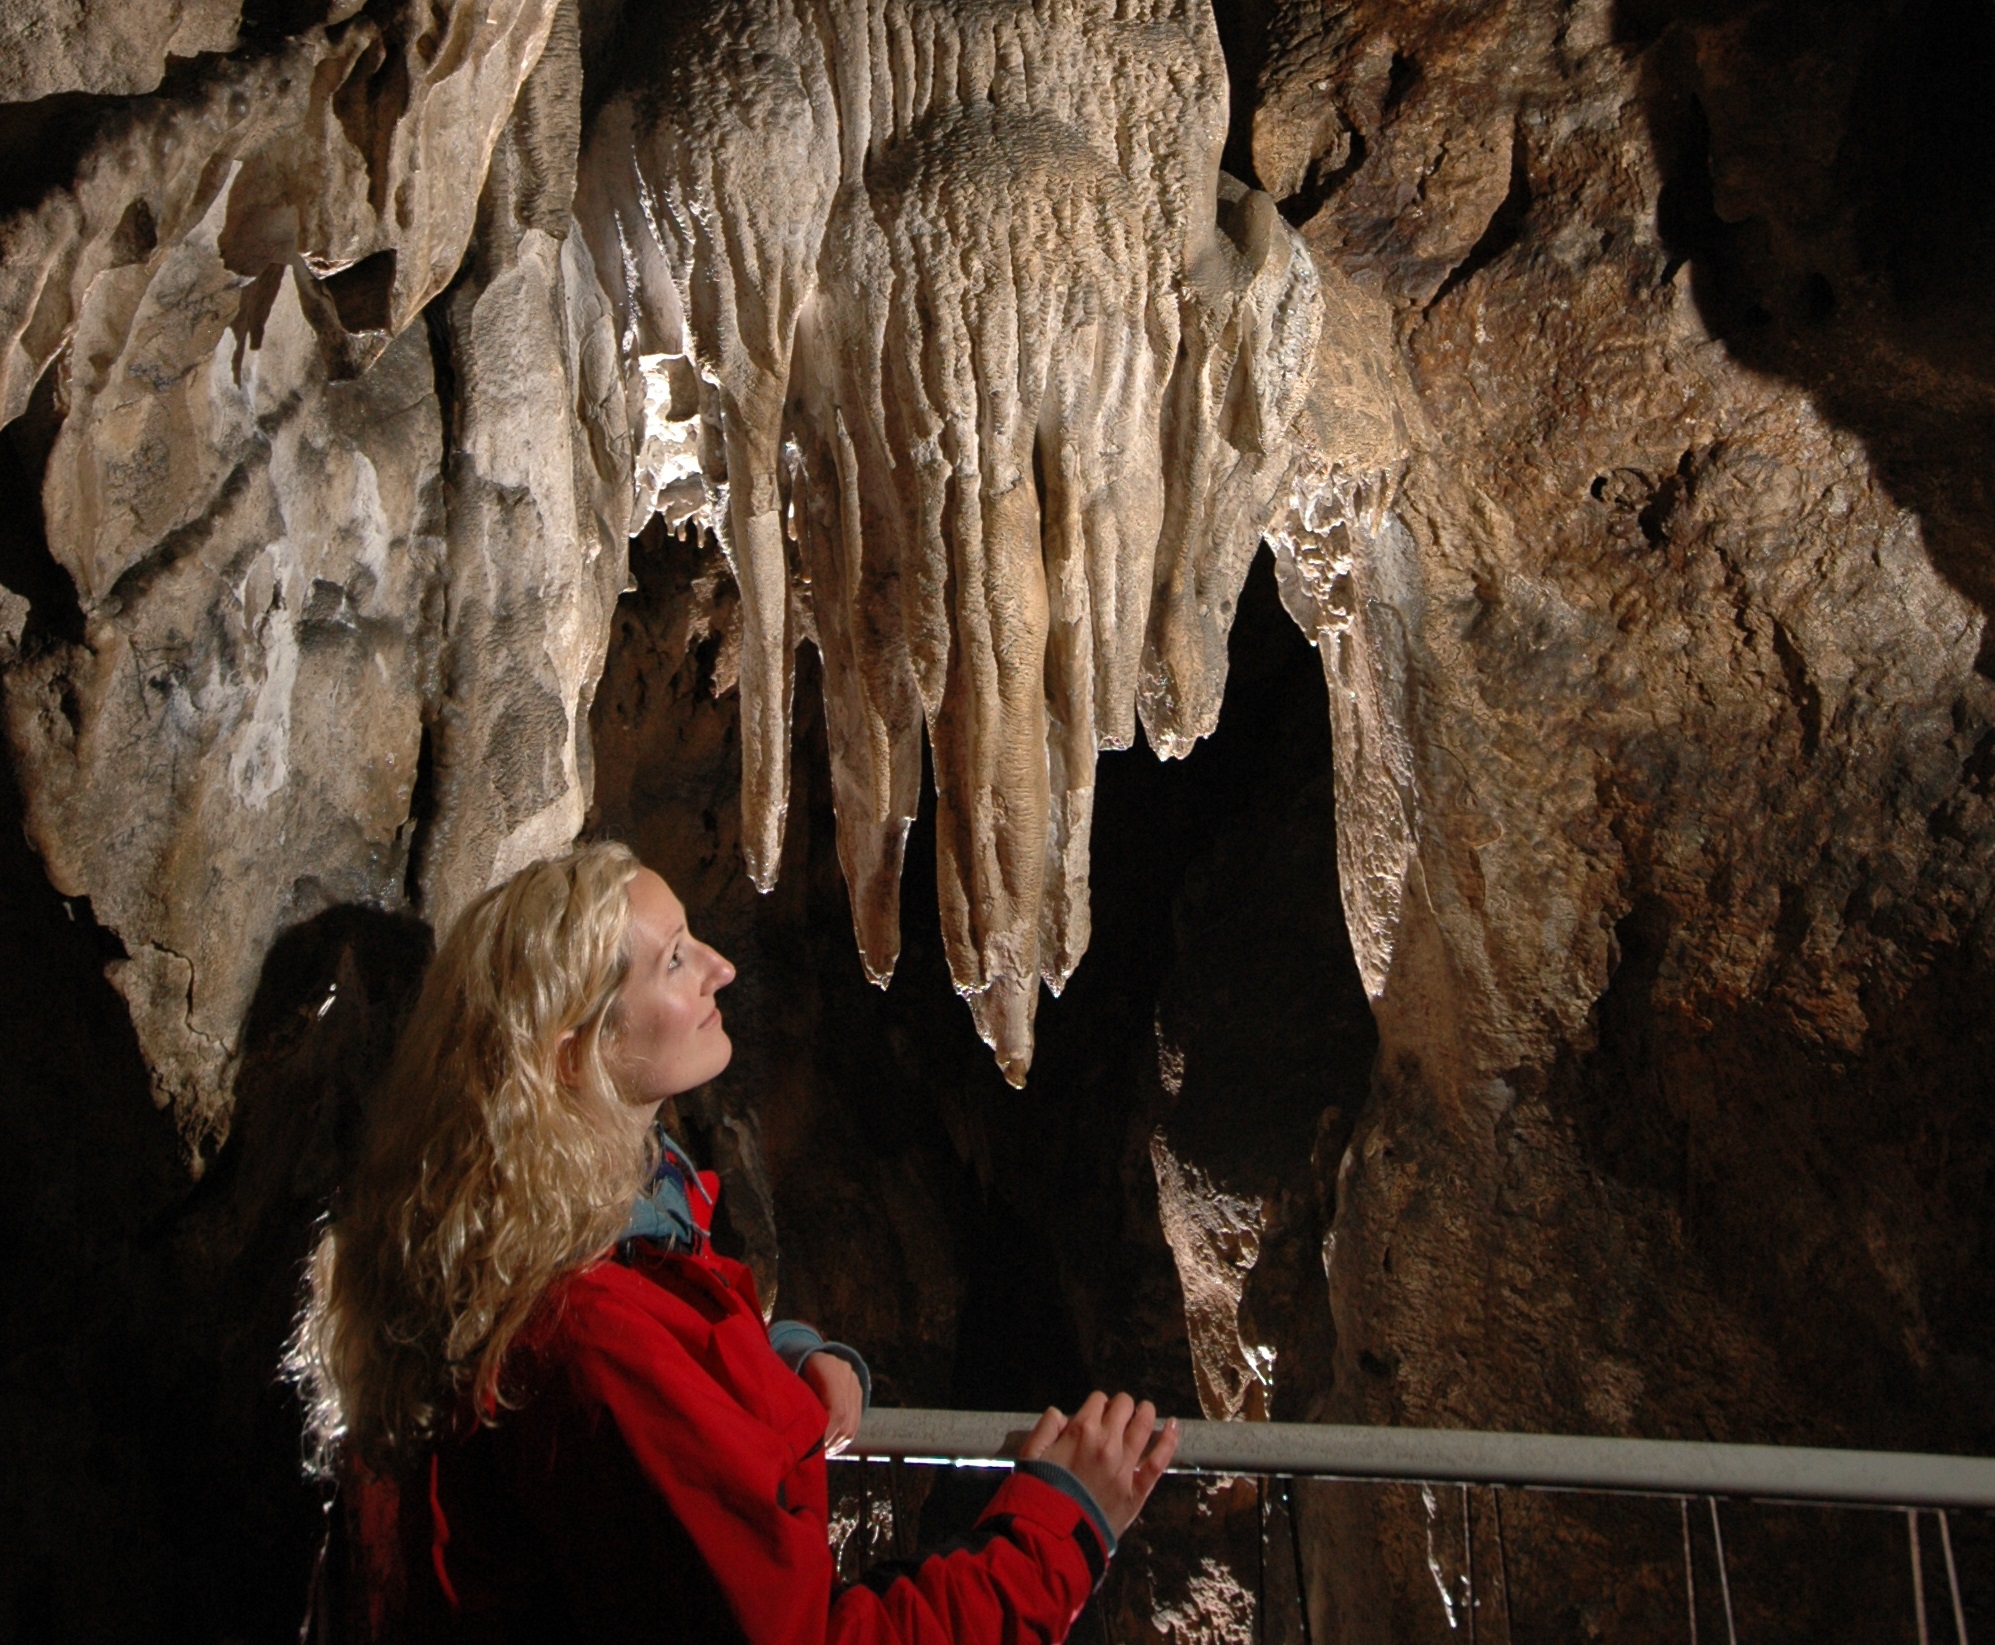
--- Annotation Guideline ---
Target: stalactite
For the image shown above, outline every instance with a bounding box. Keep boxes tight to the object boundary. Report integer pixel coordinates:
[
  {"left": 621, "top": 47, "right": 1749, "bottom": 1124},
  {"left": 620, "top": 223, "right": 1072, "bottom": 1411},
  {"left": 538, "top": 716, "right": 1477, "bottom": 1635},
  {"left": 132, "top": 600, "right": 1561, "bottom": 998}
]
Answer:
[{"left": 579, "top": 0, "right": 1401, "bottom": 1082}]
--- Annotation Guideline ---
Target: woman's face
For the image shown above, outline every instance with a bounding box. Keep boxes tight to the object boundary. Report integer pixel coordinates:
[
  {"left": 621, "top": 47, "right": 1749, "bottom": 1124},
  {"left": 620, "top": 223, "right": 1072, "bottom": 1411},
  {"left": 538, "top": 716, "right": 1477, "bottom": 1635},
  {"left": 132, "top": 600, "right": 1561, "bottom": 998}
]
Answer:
[{"left": 607, "top": 868, "right": 736, "bottom": 1106}]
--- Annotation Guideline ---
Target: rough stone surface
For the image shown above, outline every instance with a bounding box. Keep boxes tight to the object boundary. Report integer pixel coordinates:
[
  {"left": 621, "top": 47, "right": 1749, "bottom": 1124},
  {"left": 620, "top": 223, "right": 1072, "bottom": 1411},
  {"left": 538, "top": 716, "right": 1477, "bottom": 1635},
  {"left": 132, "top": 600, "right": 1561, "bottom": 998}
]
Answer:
[
  {"left": 0, "top": 0, "right": 631, "bottom": 1150},
  {"left": 7, "top": 276, "right": 443, "bottom": 1147},
  {"left": 0, "top": 0, "right": 562, "bottom": 428},
  {"left": 0, "top": 0, "right": 242, "bottom": 103},
  {"left": 1246, "top": 0, "right": 1995, "bottom": 1638},
  {"left": 1, "top": 0, "right": 1993, "bottom": 1639},
  {"left": 415, "top": 0, "right": 632, "bottom": 936}
]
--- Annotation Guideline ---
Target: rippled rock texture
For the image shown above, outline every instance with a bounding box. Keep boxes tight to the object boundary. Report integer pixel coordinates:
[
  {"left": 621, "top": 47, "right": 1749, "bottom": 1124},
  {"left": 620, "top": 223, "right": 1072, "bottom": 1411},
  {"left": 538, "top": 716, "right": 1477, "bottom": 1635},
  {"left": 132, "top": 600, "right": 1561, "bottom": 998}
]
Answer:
[
  {"left": 577, "top": 0, "right": 1400, "bottom": 1082},
  {"left": 0, "top": 0, "right": 608, "bottom": 1155},
  {"left": 1, "top": 0, "right": 1992, "bottom": 1639}
]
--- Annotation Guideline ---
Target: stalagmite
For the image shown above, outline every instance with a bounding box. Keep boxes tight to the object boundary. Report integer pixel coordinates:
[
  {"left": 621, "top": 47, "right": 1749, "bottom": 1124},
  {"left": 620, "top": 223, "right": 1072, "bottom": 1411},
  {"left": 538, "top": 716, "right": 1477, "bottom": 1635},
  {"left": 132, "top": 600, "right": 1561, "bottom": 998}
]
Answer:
[{"left": 580, "top": 0, "right": 1402, "bottom": 1082}]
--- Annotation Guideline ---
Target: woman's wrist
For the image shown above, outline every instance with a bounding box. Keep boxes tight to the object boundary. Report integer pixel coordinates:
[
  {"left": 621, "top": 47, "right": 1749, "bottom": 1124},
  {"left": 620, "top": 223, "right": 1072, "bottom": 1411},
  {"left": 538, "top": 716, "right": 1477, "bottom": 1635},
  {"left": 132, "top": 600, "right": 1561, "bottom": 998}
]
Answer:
[{"left": 1013, "top": 1457, "right": 1117, "bottom": 1558}]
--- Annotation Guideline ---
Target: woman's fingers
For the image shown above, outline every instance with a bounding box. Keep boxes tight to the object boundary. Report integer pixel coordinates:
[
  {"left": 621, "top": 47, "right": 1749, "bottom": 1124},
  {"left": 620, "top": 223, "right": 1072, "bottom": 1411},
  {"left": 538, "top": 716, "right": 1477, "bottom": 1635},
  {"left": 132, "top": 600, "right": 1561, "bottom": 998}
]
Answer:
[
  {"left": 1135, "top": 1416, "right": 1180, "bottom": 1491},
  {"left": 1032, "top": 1391, "right": 1181, "bottom": 1541},
  {"left": 803, "top": 1353, "right": 865, "bottom": 1455},
  {"left": 1118, "top": 1399, "right": 1157, "bottom": 1465},
  {"left": 1017, "top": 1405, "right": 1068, "bottom": 1461}
]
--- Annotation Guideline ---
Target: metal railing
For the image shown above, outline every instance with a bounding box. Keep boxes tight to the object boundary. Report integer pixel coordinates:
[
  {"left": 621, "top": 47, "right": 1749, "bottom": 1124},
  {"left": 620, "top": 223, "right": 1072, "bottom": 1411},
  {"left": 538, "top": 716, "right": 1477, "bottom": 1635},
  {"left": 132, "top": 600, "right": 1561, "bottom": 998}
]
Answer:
[
  {"left": 832, "top": 1411, "right": 1991, "bottom": 1644},
  {"left": 845, "top": 1409, "right": 1995, "bottom": 1509}
]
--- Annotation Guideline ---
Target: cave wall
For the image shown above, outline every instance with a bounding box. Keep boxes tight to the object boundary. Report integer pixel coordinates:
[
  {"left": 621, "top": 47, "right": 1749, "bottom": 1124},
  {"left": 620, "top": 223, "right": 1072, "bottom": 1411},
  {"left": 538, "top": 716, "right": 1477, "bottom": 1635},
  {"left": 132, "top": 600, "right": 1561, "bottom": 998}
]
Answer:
[
  {"left": 0, "top": 0, "right": 1991, "bottom": 1641},
  {"left": 1242, "top": 0, "right": 1995, "bottom": 1638}
]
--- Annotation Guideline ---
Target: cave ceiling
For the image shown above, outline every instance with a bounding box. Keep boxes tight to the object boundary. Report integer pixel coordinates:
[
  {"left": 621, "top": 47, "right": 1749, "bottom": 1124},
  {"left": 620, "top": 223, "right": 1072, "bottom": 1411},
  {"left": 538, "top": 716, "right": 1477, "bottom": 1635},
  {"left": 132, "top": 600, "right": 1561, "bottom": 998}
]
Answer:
[{"left": 0, "top": 0, "right": 1411, "bottom": 1114}]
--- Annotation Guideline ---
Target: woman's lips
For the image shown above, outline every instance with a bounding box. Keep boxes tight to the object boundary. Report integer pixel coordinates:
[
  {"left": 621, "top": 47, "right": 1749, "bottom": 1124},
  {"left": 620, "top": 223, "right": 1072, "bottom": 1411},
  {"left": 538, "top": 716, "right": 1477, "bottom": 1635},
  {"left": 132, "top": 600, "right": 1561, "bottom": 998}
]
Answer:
[{"left": 702, "top": 1006, "right": 722, "bottom": 1029}]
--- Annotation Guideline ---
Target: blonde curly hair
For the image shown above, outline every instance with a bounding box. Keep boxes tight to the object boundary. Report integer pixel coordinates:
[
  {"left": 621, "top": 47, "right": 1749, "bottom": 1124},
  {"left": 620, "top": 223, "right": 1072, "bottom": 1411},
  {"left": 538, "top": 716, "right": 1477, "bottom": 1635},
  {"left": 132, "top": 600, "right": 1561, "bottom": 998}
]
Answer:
[{"left": 287, "top": 841, "right": 654, "bottom": 1476}]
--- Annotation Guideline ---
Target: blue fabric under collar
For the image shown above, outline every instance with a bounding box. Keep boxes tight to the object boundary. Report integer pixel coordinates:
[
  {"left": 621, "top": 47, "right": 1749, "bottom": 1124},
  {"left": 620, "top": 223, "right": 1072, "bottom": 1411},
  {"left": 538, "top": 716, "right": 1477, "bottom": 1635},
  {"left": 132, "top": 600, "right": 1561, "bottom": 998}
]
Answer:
[{"left": 620, "top": 1128, "right": 713, "bottom": 1251}]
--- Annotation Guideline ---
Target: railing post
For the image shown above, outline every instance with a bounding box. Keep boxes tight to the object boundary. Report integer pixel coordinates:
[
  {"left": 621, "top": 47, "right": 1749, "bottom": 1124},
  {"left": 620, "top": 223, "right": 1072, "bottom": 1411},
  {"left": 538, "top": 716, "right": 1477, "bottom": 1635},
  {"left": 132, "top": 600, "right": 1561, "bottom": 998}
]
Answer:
[
  {"left": 1911, "top": 1509, "right": 1932, "bottom": 1645},
  {"left": 1462, "top": 1484, "right": 1478, "bottom": 1645},
  {"left": 1937, "top": 1510, "right": 1969, "bottom": 1645},
  {"left": 1284, "top": 1478, "right": 1314, "bottom": 1645},
  {"left": 1680, "top": 1498, "right": 1700, "bottom": 1645},
  {"left": 1256, "top": 1475, "right": 1267, "bottom": 1645},
  {"left": 1707, "top": 1499, "right": 1738, "bottom": 1645}
]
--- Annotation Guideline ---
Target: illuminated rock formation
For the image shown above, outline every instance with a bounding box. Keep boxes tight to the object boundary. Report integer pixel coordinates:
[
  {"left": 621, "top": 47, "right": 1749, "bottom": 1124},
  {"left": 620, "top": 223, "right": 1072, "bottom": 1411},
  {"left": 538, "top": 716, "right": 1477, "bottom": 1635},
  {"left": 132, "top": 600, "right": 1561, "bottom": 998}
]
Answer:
[
  {"left": 0, "top": 0, "right": 617, "bottom": 1151},
  {"left": 578, "top": 0, "right": 1400, "bottom": 1083}
]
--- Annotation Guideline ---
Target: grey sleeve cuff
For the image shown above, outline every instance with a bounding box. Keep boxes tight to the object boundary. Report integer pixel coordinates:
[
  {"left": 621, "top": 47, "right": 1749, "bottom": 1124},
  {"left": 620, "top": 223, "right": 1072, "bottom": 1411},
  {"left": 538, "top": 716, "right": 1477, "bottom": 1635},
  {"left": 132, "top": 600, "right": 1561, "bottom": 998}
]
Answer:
[
  {"left": 767, "top": 1321, "right": 873, "bottom": 1411},
  {"left": 1014, "top": 1458, "right": 1117, "bottom": 1559},
  {"left": 766, "top": 1319, "right": 826, "bottom": 1371}
]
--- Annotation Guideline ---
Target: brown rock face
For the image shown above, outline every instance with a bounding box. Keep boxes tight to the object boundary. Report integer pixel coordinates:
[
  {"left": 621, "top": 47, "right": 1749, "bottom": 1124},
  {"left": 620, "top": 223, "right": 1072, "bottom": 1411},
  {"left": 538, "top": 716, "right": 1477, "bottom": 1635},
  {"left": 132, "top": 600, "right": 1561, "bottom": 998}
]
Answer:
[
  {"left": 0, "top": 0, "right": 242, "bottom": 104},
  {"left": 1247, "top": 0, "right": 1995, "bottom": 1637}
]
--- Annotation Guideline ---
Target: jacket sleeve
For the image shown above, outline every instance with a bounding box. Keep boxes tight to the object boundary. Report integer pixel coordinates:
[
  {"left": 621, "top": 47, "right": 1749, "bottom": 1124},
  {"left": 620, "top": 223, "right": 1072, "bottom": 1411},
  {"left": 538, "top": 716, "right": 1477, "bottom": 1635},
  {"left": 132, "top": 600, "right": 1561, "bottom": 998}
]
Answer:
[
  {"left": 767, "top": 1319, "right": 875, "bottom": 1410},
  {"left": 827, "top": 1470, "right": 1106, "bottom": 1645},
  {"left": 562, "top": 1278, "right": 1105, "bottom": 1645}
]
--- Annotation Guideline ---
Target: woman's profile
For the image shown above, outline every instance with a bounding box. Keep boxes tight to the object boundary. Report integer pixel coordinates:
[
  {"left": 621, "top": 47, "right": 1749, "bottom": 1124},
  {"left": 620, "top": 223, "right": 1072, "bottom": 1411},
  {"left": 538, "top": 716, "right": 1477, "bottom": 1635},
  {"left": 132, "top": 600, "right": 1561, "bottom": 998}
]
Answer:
[{"left": 288, "top": 840, "right": 1178, "bottom": 1641}]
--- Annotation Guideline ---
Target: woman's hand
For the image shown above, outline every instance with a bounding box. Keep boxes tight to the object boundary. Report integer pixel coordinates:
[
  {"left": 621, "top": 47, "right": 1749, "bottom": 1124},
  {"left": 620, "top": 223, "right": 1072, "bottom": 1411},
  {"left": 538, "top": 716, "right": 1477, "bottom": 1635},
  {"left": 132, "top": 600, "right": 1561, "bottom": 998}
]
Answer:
[
  {"left": 1019, "top": 1392, "right": 1180, "bottom": 1540},
  {"left": 802, "top": 1352, "right": 864, "bottom": 1456}
]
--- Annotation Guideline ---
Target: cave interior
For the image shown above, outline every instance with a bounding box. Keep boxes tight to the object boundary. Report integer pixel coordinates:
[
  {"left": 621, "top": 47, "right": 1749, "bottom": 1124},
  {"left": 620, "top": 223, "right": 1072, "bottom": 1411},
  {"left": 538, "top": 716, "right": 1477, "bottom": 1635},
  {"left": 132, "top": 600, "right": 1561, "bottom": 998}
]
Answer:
[{"left": 0, "top": 0, "right": 1992, "bottom": 1641}]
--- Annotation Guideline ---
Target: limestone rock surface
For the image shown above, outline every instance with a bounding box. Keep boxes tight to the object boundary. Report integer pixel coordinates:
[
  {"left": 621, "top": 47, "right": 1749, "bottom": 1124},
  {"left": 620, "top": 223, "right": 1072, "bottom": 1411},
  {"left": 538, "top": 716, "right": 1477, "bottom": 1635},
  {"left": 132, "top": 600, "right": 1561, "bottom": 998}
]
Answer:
[
  {"left": 578, "top": 0, "right": 1397, "bottom": 1083},
  {"left": 1, "top": 0, "right": 1992, "bottom": 1638},
  {"left": 1246, "top": 0, "right": 1995, "bottom": 1637},
  {"left": 0, "top": 0, "right": 562, "bottom": 430},
  {"left": 0, "top": 0, "right": 621, "bottom": 1148},
  {"left": 0, "top": 0, "right": 242, "bottom": 103},
  {"left": 7, "top": 274, "right": 442, "bottom": 1146},
  {"left": 415, "top": 0, "right": 632, "bottom": 934}
]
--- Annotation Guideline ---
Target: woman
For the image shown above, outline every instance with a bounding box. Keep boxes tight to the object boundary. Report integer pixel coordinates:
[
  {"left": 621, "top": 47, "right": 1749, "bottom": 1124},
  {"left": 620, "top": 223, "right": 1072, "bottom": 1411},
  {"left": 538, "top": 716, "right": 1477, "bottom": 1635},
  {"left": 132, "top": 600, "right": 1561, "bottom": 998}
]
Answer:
[{"left": 289, "top": 841, "right": 1178, "bottom": 1642}]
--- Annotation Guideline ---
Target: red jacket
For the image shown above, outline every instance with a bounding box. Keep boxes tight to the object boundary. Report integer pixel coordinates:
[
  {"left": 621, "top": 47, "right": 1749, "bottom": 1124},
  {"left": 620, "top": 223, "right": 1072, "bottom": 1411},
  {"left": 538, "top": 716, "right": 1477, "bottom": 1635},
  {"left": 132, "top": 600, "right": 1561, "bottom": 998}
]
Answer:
[{"left": 338, "top": 1241, "right": 1106, "bottom": 1643}]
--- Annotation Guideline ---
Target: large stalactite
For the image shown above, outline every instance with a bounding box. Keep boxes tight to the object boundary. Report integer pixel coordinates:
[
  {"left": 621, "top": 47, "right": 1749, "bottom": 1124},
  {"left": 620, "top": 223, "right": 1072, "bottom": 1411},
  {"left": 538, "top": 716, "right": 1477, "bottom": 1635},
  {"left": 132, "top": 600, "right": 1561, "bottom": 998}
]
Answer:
[{"left": 575, "top": 0, "right": 1403, "bottom": 1083}]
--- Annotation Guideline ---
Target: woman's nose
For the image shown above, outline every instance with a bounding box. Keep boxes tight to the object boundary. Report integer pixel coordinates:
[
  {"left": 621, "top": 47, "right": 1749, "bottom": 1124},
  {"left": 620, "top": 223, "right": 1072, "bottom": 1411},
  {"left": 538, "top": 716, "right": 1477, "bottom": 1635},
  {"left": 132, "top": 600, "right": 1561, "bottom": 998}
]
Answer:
[{"left": 704, "top": 945, "right": 736, "bottom": 991}]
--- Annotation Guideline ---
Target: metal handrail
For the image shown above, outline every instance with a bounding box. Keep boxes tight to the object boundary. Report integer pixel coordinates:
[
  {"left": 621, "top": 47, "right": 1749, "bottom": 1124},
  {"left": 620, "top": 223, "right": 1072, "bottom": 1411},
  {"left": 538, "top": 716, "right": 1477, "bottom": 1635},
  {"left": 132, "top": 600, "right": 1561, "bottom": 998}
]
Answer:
[{"left": 842, "top": 1409, "right": 1995, "bottom": 1510}]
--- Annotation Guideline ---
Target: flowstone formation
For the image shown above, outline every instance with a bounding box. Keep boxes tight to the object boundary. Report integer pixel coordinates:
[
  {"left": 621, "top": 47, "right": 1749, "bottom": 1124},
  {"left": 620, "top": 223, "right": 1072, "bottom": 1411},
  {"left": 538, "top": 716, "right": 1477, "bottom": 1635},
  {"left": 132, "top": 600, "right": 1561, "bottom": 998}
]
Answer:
[{"left": 576, "top": 0, "right": 1402, "bottom": 1082}]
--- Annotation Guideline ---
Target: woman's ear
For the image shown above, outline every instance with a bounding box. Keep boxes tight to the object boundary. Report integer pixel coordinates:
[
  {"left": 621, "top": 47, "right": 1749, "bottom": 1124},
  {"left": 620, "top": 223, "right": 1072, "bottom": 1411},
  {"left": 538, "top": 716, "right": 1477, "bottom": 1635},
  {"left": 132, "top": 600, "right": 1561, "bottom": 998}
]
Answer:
[{"left": 555, "top": 1027, "right": 584, "bottom": 1090}]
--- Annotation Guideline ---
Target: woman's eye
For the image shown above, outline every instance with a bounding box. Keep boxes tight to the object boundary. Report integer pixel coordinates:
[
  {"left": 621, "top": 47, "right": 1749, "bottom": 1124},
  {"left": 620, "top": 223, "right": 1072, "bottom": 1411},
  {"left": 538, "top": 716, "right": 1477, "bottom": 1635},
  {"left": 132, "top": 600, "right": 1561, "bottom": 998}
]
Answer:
[{"left": 668, "top": 946, "right": 683, "bottom": 971}]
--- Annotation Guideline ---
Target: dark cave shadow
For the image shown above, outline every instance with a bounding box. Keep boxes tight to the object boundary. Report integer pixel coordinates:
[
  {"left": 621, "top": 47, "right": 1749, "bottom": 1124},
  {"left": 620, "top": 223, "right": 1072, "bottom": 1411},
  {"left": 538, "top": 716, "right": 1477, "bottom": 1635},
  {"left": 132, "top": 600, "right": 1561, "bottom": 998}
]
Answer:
[
  {"left": 1556, "top": 892, "right": 1995, "bottom": 1636},
  {"left": 0, "top": 711, "right": 182, "bottom": 1644},
  {"left": 797, "top": 546, "right": 1375, "bottom": 1380},
  {"left": 1616, "top": 0, "right": 1995, "bottom": 667},
  {"left": 0, "top": 759, "right": 431, "bottom": 1645},
  {"left": 162, "top": 901, "right": 433, "bottom": 1645},
  {"left": 1568, "top": 893, "right": 1995, "bottom": 1449},
  {"left": 1604, "top": 0, "right": 1995, "bottom": 1466}
]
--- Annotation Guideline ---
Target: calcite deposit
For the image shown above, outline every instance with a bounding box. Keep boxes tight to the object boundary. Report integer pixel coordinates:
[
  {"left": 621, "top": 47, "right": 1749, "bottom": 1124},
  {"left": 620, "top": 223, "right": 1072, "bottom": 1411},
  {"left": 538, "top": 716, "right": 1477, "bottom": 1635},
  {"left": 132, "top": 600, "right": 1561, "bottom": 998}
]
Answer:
[
  {"left": 1, "top": 0, "right": 1992, "bottom": 1640},
  {"left": 578, "top": 0, "right": 1400, "bottom": 1082},
  {"left": 0, "top": 0, "right": 627, "bottom": 1149}
]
